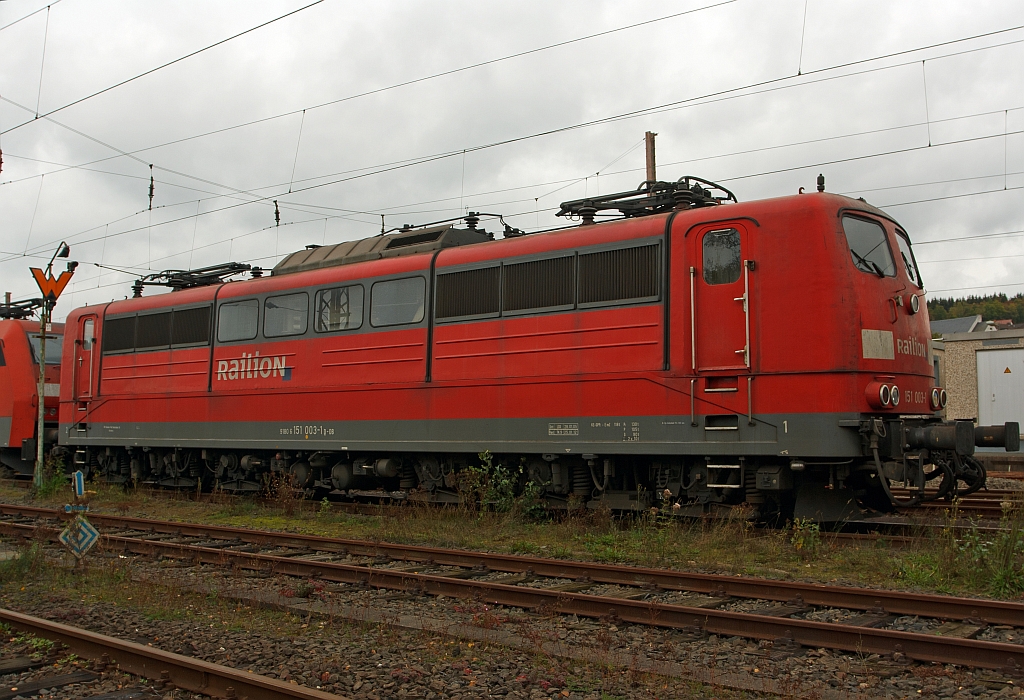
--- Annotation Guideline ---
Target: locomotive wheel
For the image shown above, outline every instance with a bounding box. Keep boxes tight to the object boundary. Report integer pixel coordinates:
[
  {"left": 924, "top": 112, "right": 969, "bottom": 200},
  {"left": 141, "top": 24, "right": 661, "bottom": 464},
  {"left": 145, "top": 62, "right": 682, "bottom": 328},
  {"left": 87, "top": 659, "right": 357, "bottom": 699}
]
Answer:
[{"left": 289, "top": 461, "right": 313, "bottom": 489}]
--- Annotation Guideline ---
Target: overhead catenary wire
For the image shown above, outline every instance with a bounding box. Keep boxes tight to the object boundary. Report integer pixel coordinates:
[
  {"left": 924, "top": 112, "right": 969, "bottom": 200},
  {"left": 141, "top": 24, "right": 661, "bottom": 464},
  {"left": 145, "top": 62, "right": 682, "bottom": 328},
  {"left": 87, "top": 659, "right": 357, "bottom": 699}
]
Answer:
[
  {"left": 3, "top": 14, "right": 1019, "bottom": 217},
  {"left": 4, "top": 121, "right": 1021, "bottom": 271},
  {"left": 4, "top": 18, "right": 1023, "bottom": 299},
  {"left": 0, "top": 0, "right": 329, "bottom": 136},
  {"left": 34, "top": 4, "right": 51, "bottom": 118},
  {"left": 4, "top": 23, "right": 1022, "bottom": 269},
  {"left": 0, "top": 0, "right": 63, "bottom": 33}
]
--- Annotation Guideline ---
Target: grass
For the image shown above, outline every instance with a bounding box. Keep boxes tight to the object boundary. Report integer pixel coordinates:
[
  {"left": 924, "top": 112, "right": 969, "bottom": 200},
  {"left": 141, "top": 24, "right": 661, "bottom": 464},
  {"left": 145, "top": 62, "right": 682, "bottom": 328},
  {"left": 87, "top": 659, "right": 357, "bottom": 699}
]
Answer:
[{"left": 2, "top": 480, "right": 1023, "bottom": 600}]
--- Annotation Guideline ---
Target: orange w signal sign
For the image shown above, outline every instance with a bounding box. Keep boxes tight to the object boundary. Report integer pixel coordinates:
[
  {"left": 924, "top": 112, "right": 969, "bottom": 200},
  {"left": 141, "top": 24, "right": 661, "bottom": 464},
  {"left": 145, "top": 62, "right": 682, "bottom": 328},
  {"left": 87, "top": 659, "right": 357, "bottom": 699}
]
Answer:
[{"left": 30, "top": 268, "right": 73, "bottom": 301}]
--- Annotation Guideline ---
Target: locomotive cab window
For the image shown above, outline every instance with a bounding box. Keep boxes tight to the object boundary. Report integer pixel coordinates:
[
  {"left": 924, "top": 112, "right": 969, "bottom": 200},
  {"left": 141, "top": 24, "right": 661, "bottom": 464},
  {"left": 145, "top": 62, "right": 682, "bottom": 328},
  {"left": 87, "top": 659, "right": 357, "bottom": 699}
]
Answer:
[
  {"left": 0, "top": 341, "right": 5, "bottom": 367},
  {"left": 28, "top": 334, "right": 63, "bottom": 364},
  {"left": 264, "top": 293, "right": 308, "bottom": 338},
  {"left": 702, "top": 229, "right": 741, "bottom": 285},
  {"left": 894, "top": 230, "right": 922, "bottom": 287},
  {"left": 841, "top": 216, "right": 896, "bottom": 277},
  {"left": 371, "top": 277, "right": 425, "bottom": 327},
  {"left": 218, "top": 300, "right": 259, "bottom": 342},
  {"left": 315, "top": 285, "right": 363, "bottom": 332}
]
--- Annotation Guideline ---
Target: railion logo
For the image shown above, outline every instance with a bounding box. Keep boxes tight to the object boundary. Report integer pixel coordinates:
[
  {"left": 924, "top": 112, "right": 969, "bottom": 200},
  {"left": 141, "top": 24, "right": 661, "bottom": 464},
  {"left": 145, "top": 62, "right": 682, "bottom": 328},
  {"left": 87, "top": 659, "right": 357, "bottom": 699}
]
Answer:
[
  {"left": 217, "top": 352, "right": 291, "bottom": 381},
  {"left": 896, "top": 336, "right": 927, "bottom": 359}
]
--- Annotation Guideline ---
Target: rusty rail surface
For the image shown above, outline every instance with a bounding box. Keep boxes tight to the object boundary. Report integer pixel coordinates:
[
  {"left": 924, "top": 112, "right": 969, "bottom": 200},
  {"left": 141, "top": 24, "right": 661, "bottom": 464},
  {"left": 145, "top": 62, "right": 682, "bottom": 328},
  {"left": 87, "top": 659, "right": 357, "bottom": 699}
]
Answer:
[
  {"left": 0, "top": 608, "right": 341, "bottom": 700},
  {"left": 3, "top": 508, "right": 1024, "bottom": 670}
]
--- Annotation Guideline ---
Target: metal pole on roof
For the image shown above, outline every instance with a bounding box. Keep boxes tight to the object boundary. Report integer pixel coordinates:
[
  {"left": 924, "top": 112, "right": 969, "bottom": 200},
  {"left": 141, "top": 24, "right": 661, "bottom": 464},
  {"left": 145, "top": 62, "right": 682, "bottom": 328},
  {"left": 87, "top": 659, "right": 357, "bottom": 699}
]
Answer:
[{"left": 645, "top": 131, "right": 657, "bottom": 183}]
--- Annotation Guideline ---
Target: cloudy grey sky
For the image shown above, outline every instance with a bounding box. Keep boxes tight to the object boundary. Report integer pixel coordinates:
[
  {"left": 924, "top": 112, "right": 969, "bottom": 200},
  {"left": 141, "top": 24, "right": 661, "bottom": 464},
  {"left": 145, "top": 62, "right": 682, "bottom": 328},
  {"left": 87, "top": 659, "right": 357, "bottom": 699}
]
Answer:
[{"left": 1, "top": 0, "right": 1022, "bottom": 321}]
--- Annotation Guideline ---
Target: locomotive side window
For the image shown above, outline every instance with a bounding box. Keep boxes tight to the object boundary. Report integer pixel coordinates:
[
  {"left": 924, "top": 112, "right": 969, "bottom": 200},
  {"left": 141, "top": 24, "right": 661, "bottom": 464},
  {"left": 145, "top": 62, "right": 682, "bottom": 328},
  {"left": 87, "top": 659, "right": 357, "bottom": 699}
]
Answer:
[
  {"left": 82, "top": 320, "right": 94, "bottom": 351},
  {"left": 579, "top": 243, "right": 659, "bottom": 305},
  {"left": 436, "top": 266, "right": 500, "bottom": 320},
  {"left": 894, "top": 231, "right": 922, "bottom": 287},
  {"left": 370, "top": 277, "right": 425, "bottom": 327},
  {"left": 217, "top": 300, "right": 259, "bottom": 342},
  {"left": 702, "top": 229, "right": 741, "bottom": 285},
  {"left": 503, "top": 256, "right": 574, "bottom": 313},
  {"left": 315, "top": 285, "right": 363, "bottom": 332},
  {"left": 171, "top": 305, "right": 212, "bottom": 347},
  {"left": 102, "top": 316, "right": 136, "bottom": 354},
  {"left": 135, "top": 312, "right": 172, "bottom": 351},
  {"left": 0, "top": 341, "right": 5, "bottom": 366},
  {"left": 264, "top": 293, "right": 308, "bottom": 338},
  {"left": 841, "top": 216, "right": 896, "bottom": 277}
]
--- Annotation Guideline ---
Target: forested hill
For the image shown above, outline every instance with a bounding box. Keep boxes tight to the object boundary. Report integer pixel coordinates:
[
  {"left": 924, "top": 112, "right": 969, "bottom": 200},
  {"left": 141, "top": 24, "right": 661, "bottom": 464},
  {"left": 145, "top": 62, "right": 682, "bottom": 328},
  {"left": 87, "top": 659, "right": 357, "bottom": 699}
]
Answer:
[{"left": 928, "top": 294, "right": 1024, "bottom": 323}]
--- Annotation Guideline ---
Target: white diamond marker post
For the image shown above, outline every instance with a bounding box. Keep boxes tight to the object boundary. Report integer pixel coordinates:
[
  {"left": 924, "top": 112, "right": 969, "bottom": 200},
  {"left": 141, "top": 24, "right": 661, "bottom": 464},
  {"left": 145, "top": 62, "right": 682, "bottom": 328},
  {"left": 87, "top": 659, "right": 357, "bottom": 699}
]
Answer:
[{"left": 59, "top": 470, "right": 98, "bottom": 561}]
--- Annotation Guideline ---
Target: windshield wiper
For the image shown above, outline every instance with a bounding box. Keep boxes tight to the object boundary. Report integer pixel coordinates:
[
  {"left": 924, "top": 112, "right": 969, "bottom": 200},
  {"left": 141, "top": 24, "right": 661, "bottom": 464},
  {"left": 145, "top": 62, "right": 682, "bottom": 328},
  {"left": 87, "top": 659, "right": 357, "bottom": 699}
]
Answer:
[{"left": 851, "top": 249, "right": 886, "bottom": 278}]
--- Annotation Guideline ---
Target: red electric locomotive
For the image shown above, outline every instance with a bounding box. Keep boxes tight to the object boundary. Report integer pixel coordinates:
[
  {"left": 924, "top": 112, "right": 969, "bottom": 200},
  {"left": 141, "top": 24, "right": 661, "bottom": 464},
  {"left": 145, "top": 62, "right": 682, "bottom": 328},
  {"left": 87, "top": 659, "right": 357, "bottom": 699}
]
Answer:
[
  {"left": 0, "top": 300, "right": 64, "bottom": 477},
  {"left": 57, "top": 177, "right": 1018, "bottom": 519}
]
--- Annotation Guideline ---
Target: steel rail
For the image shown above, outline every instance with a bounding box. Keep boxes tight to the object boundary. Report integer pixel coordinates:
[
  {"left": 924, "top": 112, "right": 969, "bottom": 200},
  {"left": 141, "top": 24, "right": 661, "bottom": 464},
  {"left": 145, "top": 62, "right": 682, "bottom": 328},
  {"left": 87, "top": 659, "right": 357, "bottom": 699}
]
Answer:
[
  {"left": 2, "top": 503, "right": 1022, "bottom": 625},
  {"left": 3, "top": 517, "right": 1024, "bottom": 670},
  {"left": 0, "top": 608, "right": 341, "bottom": 700}
]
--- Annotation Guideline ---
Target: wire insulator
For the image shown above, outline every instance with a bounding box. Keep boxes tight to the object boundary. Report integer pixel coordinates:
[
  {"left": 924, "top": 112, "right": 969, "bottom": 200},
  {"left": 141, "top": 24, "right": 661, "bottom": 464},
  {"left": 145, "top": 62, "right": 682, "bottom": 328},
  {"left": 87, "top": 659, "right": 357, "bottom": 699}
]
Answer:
[
  {"left": 274, "top": 200, "right": 280, "bottom": 227},
  {"left": 148, "top": 164, "right": 155, "bottom": 210}
]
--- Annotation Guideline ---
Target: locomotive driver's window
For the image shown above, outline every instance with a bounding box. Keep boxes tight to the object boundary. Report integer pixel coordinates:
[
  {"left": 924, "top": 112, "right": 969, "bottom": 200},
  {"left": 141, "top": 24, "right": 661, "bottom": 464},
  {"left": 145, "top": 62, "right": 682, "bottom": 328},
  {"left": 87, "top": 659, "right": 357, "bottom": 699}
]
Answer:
[
  {"left": 264, "top": 292, "right": 308, "bottom": 337},
  {"left": 895, "top": 231, "right": 922, "bottom": 287},
  {"left": 702, "top": 228, "right": 741, "bottom": 285},
  {"left": 841, "top": 216, "right": 896, "bottom": 277},
  {"left": 370, "top": 277, "right": 425, "bottom": 327},
  {"left": 315, "top": 285, "right": 363, "bottom": 332},
  {"left": 218, "top": 300, "right": 259, "bottom": 342}
]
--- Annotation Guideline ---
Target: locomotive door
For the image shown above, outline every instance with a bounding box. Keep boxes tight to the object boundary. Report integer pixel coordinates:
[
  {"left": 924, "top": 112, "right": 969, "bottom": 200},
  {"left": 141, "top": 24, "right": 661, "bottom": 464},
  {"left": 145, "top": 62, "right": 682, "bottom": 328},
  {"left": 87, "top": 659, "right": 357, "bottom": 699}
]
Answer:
[
  {"left": 74, "top": 315, "right": 97, "bottom": 403},
  {"left": 691, "top": 225, "right": 753, "bottom": 372}
]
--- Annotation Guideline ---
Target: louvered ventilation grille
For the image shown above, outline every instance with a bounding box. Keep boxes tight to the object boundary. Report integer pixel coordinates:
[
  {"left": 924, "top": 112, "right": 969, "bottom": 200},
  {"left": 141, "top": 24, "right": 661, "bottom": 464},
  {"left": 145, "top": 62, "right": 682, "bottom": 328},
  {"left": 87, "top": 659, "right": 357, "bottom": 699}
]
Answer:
[
  {"left": 172, "top": 306, "right": 211, "bottom": 346},
  {"left": 578, "top": 244, "right": 659, "bottom": 304},
  {"left": 135, "top": 312, "right": 171, "bottom": 350},
  {"left": 502, "top": 256, "right": 575, "bottom": 312},
  {"left": 436, "top": 267, "right": 500, "bottom": 319},
  {"left": 102, "top": 316, "right": 136, "bottom": 354}
]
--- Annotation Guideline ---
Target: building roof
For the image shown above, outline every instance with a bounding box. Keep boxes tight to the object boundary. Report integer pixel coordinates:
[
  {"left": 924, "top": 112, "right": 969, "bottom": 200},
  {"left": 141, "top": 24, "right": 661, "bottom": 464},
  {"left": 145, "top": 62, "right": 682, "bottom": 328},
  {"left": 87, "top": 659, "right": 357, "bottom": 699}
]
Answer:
[{"left": 931, "top": 314, "right": 984, "bottom": 335}]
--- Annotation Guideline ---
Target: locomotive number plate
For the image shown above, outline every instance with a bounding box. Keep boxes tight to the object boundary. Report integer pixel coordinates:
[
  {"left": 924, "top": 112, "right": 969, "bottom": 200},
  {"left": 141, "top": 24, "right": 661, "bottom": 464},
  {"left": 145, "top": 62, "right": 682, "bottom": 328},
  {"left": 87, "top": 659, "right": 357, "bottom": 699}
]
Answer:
[{"left": 280, "top": 424, "right": 336, "bottom": 437}]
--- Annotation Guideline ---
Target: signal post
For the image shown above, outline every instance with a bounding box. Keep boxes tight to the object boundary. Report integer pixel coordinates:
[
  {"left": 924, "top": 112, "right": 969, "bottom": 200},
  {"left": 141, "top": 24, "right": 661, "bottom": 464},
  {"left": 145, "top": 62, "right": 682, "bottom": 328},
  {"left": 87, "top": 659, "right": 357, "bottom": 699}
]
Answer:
[{"left": 29, "top": 242, "right": 77, "bottom": 488}]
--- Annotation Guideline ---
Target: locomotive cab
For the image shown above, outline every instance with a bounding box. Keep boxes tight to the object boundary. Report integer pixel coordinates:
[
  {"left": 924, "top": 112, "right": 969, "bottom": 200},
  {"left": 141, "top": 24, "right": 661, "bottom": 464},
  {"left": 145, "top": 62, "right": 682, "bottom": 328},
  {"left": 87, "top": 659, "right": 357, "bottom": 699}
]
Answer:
[{"left": 0, "top": 318, "right": 64, "bottom": 477}]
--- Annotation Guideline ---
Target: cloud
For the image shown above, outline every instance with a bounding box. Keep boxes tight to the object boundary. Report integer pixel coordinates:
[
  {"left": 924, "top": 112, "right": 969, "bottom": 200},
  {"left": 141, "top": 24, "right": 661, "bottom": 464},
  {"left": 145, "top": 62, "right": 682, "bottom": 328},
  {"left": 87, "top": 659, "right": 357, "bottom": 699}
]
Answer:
[{"left": 0, "top": 0, "right": 1021, "bottom": 318}]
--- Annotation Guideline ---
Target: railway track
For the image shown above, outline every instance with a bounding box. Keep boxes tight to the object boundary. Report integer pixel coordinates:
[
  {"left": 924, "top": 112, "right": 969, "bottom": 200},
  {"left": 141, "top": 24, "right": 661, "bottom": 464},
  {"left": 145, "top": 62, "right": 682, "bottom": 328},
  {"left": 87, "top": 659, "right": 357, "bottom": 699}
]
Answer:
[
  {"left": 2, "top": 504, "right": 1024, "bottom": 672},
  {"left": 0, "top": 608, "right": 341, "bottom": 699},
  {"left": 893, "top": 488, "right": 1024, "bottom": 519}
]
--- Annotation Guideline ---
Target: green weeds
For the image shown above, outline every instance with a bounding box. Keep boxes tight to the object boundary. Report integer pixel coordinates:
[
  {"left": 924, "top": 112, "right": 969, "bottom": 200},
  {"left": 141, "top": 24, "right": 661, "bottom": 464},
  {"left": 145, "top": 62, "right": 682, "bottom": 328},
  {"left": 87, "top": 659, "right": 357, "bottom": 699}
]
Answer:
[
  {"left": 0, "top": 543, "right": 45, "bottom": 584},
  {"left": 34, "top": 455, "right": 67, "bottom": 498}
]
